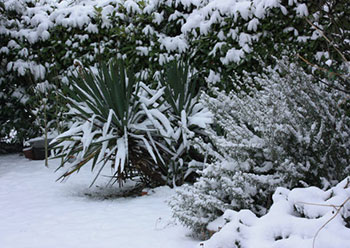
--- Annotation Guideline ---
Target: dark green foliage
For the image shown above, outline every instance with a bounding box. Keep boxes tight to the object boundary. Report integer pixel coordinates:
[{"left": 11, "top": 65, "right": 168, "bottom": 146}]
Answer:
[
  {"left": 2, "top": 0, "right": 350, "bottom": 144},
  {"left": 160, "top": 60, "right": 199, "bottom": 116},
  {"left": 159, "top": 60, "right": 211, "bottom": 185},
  {"left": 52, "top": 59, "right": 167, "bottom": 186}
]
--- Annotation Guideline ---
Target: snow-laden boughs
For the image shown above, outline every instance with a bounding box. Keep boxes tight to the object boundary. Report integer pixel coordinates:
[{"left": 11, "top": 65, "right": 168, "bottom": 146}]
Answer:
[
  {"left": 200, "top": 177, "right": 350, "bottom": 248},
  {"left": 1, "top": 0, "right": 349, "bottom": 143},
  {"left": 0, "top": 0, "right": 130, "bottom": 143},
  {"left": 170, "top": 58, "right": 350, "bottom": 235}
]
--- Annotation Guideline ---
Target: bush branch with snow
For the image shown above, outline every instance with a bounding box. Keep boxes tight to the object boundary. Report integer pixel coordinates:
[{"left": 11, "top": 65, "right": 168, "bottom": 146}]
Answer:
[
  {"left": 170, "top": 58, "right": 350, "bottom": 235},
  {"left": 201, "top": 177, "right": 350, "bottom": 248}
]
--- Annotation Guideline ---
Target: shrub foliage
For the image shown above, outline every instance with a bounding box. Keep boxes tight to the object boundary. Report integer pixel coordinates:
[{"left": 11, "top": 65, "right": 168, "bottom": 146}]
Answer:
[
  {"left": 170, "top": 59, "right": 350, "bottom": 234},
  {"left": 1, "top": 0, "right": 349, "bottom": 143},
  {"left": 52, "top": 58, "right": 212, "bottom": 186}
]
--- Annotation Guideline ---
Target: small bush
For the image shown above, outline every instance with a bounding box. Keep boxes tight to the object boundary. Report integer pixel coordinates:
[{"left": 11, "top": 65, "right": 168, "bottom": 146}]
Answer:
[
  {"left": 52, "top": 59, "right": 168, "bottom": 186},
  {"left": 170, "top": 58, "right": 350, "bottom": 235},
  {"left": 51, "top": 59, "right": 212, "bottom": 187}
]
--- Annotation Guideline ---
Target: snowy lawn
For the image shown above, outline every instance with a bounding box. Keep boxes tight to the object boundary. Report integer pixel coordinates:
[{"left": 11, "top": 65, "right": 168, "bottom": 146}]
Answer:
[
  {"left": 2, "top": 154, "right": 350, "bottom": 248},
  {"left": 0, "top": 154, "right": 197, "bottom": 248}
]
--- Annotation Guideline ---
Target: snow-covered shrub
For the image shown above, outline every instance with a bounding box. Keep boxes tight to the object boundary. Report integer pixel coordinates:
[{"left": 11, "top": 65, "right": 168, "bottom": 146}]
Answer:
[
  {"left": 170, "top": 59, "right": 350, "bottom": 235},
  {"left": 200, "top": 177, "right": 350, "bottom": 248},
  {"left": 153, "top": 0, "right": 350, "bottom": 90},
  {"left": 0, "top": 0, "right": 139, "bottom": 143},
  {"left": 159, "top": 60, "right": 212, "bottom": 185},
  {"left": 51, "top": 59, "right": 169, "bottom": 186},
  {"left": 0, "top": 0, "right": 41, "bottom": 143},
  {"left": 52, "top": 59, "right": 212, "bottom": 187},
  {"left": 1, "top": 0, "right": 349, "bottom": 143}
]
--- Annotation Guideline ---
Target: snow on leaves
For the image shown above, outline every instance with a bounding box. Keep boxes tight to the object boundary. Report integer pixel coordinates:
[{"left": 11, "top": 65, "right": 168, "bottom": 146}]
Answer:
[{"left": 1, "top": 0, "right": 315, "bottom": 81}]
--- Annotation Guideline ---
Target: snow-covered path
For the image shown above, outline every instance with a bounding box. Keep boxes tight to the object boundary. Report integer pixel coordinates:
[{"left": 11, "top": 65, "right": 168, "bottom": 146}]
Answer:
[{"left": 0, "top": 154, "right": 197, "bottom": 248}]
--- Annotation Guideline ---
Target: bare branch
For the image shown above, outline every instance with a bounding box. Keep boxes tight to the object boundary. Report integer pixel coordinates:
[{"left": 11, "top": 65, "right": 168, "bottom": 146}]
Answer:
[{"left": 305, "top": 18, "right": 349, "bottom": 64}]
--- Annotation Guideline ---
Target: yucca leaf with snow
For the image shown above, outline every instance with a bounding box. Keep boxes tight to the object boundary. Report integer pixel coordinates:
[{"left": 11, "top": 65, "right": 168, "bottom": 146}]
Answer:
[
  {"left": 51, "top": 59, "right": 167, "bottom": 186},
  {"left": 159, "top": 60, "right": 213, "bottom": 185},
  {"left": 160, "top": 60, "right": 198, "bottom": 116}
]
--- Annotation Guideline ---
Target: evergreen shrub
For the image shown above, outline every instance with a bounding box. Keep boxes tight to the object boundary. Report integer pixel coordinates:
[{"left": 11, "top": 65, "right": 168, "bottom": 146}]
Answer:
[
  {"left": 51, "top": 59, "right": 212, "bottom": 187},
  {"left": 170, "top": 58, "right": 350, "bottom": 235},
  {"left": 2, "top": 0, "right": 349, "bottom": 143}
]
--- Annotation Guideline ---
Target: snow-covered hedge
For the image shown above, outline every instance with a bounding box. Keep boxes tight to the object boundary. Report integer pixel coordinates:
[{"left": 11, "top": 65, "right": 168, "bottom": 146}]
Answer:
[
  {"left": 2, "top": 0, "right": 348, "bottom": 84},
  {"left": 2, "top": 0, "right": 349, "bottom": 142},
  {"left": 1, "top": 0, "right": 133, "bottom": 142},
  {"left": 170, "top": 58, "right": 350, "bottom": 234},
  {"left": 200, "top": 177, "right": 350, "bottom": 248}
]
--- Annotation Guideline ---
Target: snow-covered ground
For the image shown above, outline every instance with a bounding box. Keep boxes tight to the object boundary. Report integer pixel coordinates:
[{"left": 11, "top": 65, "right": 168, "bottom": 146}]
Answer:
[
  {"left": 2, "top": 154, "right": 350, "bottom": 248},
  {"left": 0, "top": 154, "right": 197, "bottom": 248}
]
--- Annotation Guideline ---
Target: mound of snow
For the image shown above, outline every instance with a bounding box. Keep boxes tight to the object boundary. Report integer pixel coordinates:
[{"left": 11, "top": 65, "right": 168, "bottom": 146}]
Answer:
[{"left": 201, "top": 178, "right": 350, "bottom": 248}]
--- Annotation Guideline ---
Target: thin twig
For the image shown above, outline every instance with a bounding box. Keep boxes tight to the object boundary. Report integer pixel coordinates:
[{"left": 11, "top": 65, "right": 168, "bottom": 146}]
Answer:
[
  {"left": 314, "top": 75, "right": 350, "bottom": 94},
  {"left": 296, "top": 54, "right": 350, "bottom": 92},
  {"left": 305, "top": 18, "right": 348, "bottom": 63},
  {"left": 295, "top": 201, "right": 339, "bottom": 209},
  {"left": 297, "top": 54, "right": 345, "bottom": 78},
  {"left": 312, "top": 197, "right": 350, "bottom": 248}
]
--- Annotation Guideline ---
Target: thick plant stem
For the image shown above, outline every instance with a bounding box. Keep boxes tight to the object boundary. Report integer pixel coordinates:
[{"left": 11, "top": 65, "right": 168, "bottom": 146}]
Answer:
[{"left": 44, "top": 97, "right": 48, "bottom": 167}]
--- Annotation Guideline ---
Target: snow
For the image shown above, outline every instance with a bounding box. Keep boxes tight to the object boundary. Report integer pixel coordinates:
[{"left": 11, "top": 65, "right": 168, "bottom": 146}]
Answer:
[
  {"left": 86, "top": 23, "right": 98, "bottom": 34},
  {"left": 124, "top": 0, "right": 141, "bottom": 14},
  {"left": 153, "top": 12, "right": 164, "bottom": 25},
  {"left": 188, "top": 105, "right": 213, "bottom": 128},
  {"left": 247, "top": 18, "right": 259, "bottom": 32},
  {"left": 220, "top": 48, "right": 244, "bottom": 64},
  {"left": 159, "top": 35, "right": 188, "bottom": 53},
  {"left": 295, "top": 3, "right": 308, "bottom": 16},
  {"left": 2, "top": 155, "right": 349, "bottom": 248},
  {"left": 206, "top": 70, "right": 221, "bottom": 84},
  {"left": 115, "top": 136, "right": 127, "bottom": 172},
  {"left": 202, "top": 178, "right": 350, "bottom": 248},
  {"left": 0, "top": 154, "right": 196, "bottom": 248}
]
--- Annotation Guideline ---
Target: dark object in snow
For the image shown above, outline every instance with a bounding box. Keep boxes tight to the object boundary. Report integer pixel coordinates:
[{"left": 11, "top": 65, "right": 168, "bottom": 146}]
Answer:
[
  {"left": 83, "top": 183, "right": 148, "bottom": 199},
  {"left": 33, "top": 147, "right": 45, "bottom": 160},
  {"left": 23, "top": 147, "right": 34, "bottom": 159},
  {"left": 23, "top": 138, "right": 52, "bottom": 160},
  {"left": 23, "top": 146, "right": 44, "bottom": 160}
]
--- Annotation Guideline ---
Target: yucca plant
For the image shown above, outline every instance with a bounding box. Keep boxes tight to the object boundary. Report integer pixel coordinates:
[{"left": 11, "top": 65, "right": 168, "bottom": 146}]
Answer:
[
  {"left": 51, "top": 59, "right": 167, "bottom": 186},
  {"left": 159, "top": 60, "right": 213, "bottom": 185}
]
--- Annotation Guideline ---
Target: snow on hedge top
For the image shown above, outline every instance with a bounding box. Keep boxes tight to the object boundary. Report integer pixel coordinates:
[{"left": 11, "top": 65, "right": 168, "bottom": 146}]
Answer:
[
  {"left": 2, "top": 0, "right": 312, "bottom": 79},
  {"left": 177, "top": 0, "right": 308, "bottom": 64},
  {"left": 3, "top": 0, "right": 124, "bottom": 42},
  {"left": 1, "top": 0, "right": 124, "bottom": 79},
  {"left": 2, "top": 0, "right": 309, "bottom": 47},
  {"left": 202, "top": 177, "right": 350, "bottom": 248},
  {"left": 179, "top": 0, "right": 298, "bottom": 34}
]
